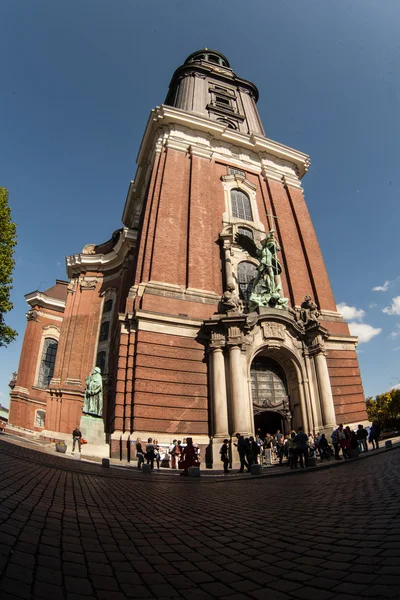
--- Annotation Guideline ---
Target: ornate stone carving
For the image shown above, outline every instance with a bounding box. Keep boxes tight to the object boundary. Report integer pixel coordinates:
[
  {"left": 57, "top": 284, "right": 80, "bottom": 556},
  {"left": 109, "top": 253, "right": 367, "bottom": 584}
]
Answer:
[
  {"left": 210, "top": 331, "right": 225, "bottom": 348},
  {"left": 79, "top": 278, "right": 98, "bottom": 291},
  {"left": 26, "top": 309, "right": 39, "bottom": 321},
  {"left": 235, "top": 229, "right": 288, "bottom": 310},
  {"left": 219, "top": 284, "right": 243, "bottom": 315},
  {"left": 8, "top": 371, "right": 17, "bottom": 390},
  {"left": 295, "top": 294, "right": 320, "bottom": 329},
  {"left": 82, "top": 244, "right": 97, "bottom": 255},
  {"left": 67, "top": 279, "right": 77, "bottom": 294},
  {"left": 261, "top": 322, "right": 285, "bottom": 341}
]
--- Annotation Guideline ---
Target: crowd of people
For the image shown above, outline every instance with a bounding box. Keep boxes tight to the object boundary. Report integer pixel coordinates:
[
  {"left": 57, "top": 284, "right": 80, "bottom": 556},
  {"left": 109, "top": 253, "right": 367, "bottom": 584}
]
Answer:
[
  {"left": 133, "top": 422, "right": 382, "bottom": 475},
  {"left": 229, "top": 422, "right": 382, "bottom": 472},
  {"left": 134, "top": 437, "right": 200, "bottom": 475}
]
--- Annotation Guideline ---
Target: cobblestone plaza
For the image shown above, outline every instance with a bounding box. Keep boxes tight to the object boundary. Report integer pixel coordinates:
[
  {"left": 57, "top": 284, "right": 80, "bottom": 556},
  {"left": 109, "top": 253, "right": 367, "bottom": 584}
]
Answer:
[{"left": 1, "top": 437, "right": 400, "bottom": 600}]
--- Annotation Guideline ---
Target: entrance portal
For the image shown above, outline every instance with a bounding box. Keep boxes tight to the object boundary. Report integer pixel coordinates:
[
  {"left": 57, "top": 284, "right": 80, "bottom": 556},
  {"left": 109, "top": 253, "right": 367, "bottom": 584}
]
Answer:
[
  {"left": 254, "top": 410, "right": 283, "bottom": 437},
  {"left": 251, "top": 355, "right": 291, "bottom": 435}
]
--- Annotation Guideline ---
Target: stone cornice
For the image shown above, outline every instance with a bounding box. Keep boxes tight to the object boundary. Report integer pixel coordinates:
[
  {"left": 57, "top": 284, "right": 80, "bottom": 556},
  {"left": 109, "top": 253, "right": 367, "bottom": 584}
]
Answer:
[
  {"left": 122, "top": 105, "right": 310, "bottom": 228},
  {"left": 25, "top": 292, "right": 66, "bottom": 312},
  {"left": 66, "top": 227, "right": 137, "bottom": 278}
]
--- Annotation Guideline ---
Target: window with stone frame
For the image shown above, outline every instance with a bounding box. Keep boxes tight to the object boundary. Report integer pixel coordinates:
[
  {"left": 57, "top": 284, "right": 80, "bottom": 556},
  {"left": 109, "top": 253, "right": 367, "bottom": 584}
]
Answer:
[
  {"left": 37, "top": 338, "right": 58, "bottom": 388},
  {"left": 96, "top": 351, "right": 106, "bottom": 374},
  {"left": 99, "top": 321, "right": 110, "bottom": 342},
  {"left": 231, "top": 189, "right": 253, "bottom": 221},
  {"left": 237, "top": 261, "right": 258, "bottom": 301},
  {"left": 35, "top": 410, "right": 46, "bottom": 428}
]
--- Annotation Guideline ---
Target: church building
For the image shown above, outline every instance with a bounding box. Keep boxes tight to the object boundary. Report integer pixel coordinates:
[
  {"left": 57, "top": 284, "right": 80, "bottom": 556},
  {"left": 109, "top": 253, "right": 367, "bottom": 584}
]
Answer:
[{"left": 9, "top": 50, "right": 367, "bottom": 463}]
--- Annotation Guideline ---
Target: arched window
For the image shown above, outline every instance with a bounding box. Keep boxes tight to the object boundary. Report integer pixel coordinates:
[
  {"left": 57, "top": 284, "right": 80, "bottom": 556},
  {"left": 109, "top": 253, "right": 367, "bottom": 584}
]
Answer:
[
  {"left": 237, "top": 261, "right": 257, "bottom": 301},
  {"left": 231, "top": 189, "right": 253, "bottom": 221},
  {"left": 37, "top": 338, "right": 58, "bottom": 388},
  {"left": 251, "top": 357, "right": 288, "bottom": 407},
  {"left": 99, "top": 321, "right": 110, "bottom": 342},
  {"left": 96, "top": 351, "right": 106, "bottom": 374},
  {"left": 103, "top": 299, "right": 113, "bottom": 313},
  {"left": 35, "top": 410, "right": 46, "bottom": 428},
  {"left": 237, "top": 227, "right": 253, "bottom": 239}
]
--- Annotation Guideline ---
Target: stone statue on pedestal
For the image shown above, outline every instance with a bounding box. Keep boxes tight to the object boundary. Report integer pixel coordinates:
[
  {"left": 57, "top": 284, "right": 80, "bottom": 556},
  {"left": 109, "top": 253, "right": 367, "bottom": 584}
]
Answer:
[
  {"left": 296, "top": 294, "right": 320, "bottom": 329},
  {"left": 235, "top": 229, "right": 288, "bottom": 311},
  {"left": 219, "top": 283, "right": 243, "bottom": 314},
  {"left": 82, "top": 367, "right": 103, "bottom": 417}
]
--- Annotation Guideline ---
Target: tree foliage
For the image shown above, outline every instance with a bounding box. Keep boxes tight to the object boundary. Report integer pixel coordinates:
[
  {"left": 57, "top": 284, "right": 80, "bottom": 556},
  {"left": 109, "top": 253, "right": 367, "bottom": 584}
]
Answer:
[
  {"left": 366, "top": 388, "right": 400, "bottom": 430},
  {"left": 0, "top": 187, "right": 18, "bottom": 347}
]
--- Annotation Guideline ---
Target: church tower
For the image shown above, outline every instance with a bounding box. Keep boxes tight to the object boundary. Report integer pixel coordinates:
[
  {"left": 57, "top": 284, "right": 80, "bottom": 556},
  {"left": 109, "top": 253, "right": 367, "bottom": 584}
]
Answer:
[
  {"left": 115, "top": 49, "right": 366, "bottom": 462},
  {"left": 9, "top": 50, "right": 367, "bottom": 463}
]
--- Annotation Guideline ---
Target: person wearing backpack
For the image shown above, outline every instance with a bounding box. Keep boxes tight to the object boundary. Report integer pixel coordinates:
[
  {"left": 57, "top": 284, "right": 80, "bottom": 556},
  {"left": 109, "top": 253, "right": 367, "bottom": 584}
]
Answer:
[{"left": 219, "top": 439, "right": 230, "bottom": 473}]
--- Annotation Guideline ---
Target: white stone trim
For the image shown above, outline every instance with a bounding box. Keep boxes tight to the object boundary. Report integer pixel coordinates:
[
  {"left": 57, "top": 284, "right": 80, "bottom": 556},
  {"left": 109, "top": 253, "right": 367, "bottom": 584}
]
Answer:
[
  {"left": 66, "top": 228, "right": 137, "bottom": 278},
  {"left": 123, "top": 105, "right": 310, "bottom": 228},
  {"left": 138, "top": 321, "right": 200, "bottom": 339},
  {"left": 221, "top": 174, "right": 265, "bottom": 233},
  {"left": 25, "top": 292, "right": 66, "bottom": 312},
  {"left": 135, "top": 309, "right": 203, "bottom": 329},
  {"left": 37, "top": 311, "right": 63, "bottom": 322}
]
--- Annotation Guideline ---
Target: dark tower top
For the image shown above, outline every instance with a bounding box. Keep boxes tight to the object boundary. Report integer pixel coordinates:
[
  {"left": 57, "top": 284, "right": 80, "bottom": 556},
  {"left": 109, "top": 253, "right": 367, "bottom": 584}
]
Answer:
[{"left": 165, "top": 49, "right": 265, "bottom": 136}]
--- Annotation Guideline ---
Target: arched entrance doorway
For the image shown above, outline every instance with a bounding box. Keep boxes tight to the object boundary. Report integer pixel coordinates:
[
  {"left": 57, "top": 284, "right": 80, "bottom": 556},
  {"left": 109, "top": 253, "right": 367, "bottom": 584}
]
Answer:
[{"left": 251, "top": 355, "right": 292, "bottom": 435}]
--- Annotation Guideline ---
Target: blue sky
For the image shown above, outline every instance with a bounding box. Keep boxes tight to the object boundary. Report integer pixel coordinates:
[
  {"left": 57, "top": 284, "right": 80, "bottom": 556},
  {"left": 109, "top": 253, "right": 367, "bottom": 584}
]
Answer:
[{"left": 1, "top": 0, "right": 400, "bottom": 407}]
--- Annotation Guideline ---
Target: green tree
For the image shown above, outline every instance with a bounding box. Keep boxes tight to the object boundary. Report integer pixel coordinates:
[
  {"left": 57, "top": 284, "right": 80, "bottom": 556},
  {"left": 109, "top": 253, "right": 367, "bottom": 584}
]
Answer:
[
  {"left": 366, "top": 388, "right": 400, "bottom": 429},
  {"left": 0, "top": 187, "right": 17, "bottom": 346}
]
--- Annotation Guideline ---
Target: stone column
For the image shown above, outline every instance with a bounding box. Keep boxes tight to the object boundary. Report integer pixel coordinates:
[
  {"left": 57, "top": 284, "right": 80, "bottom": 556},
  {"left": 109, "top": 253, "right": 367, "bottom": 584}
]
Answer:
[
  {"left": 229, "top": 344, "right": 251, "bottom": 436},
  {"left": 224, "top": 245, "right": 234, "bottom": 289},
  {"left": 211, "top": 347, "right": 229, "bottom": 437},
  {"left": 314, "top": 350, "right": 337, "bottom": 429},
  {"left": 210, "top": 342, "right": 229, "bottom": 467}
]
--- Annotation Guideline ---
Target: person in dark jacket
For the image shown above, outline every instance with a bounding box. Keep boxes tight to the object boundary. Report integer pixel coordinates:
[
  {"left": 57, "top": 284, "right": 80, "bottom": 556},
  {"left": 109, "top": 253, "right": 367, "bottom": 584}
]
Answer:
[
  {"left": 247, "top": 436, "right": 260, "bottom": 466},
  {"left": 356, "top": 424, "right": 368, "bottom": 453},
  {"left": 369, "top": 423, "right": 380, "bottom": 449},
  {"left": 220, "top": 439, "right": 230, "bottom": 473},
  {"left": 72, "top": 427, "right": 82, "bottom": 453},
  {"left": 235, "top": 433, "right": 250, "bottom": 473},
  {"left": 294, "top": 426, "right": 309, "bottom": 468}
]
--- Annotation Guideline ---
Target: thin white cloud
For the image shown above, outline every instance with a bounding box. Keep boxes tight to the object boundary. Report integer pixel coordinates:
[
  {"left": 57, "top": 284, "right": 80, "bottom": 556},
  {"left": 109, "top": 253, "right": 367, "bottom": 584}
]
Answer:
[
  {"left": 390, "top": 383, "right": 400, "bottom": 390},
  {"left": 348, "top": 322, "right": 382, "bottom": 344},
  {"left": 383, "top": 296, "right": 400, "bottom": 315},
  {"left": 390, "top": 324, "right": 400, "bottom": 338},
  {"left": 393, "top": 346, "right": 400, "bottom": 351},
  {"left": 369, "top": 303, "right": 377, "bottom": 309},
  {"left": 373, "top": 280, "right": 390, "bottom": 292},
  {"left": 0, "top": 392, "right": 3, "bottom": 397},
  {"left": 337, "top": 302, "right": 365, "bottom": 321}
]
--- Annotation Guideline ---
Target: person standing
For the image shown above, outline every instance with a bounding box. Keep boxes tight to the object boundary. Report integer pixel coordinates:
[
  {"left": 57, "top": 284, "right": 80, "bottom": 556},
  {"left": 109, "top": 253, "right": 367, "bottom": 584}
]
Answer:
[
  {"left": 220, "top": 439, "right": 230, "bottom": 473},
  {"left": 247, "top": 436, "right": 260, "bottom": 466},
  {"left": 72, "top": 427, "right": 82, "bottom": 453},
  {"left": 295, "top": 426, "right": 309, "bottom": 468},
  {"left": 287, "top": 432, "right": 297, "bottom": 469},
  {"left": 331, "top": 427, "right": 341, "bottom": 460},
  {"left": 369, "top": 423, "right": 380, "bottom": 449},
  {"left": 153, "top": 439, "right": 161, "bottom": 469},
  {"left": 356, "top": 424, "right": 368, "bottom": 453},
  {"left": 146, "top": 438, "right": 155, "bottom": 469},
  {"left": 235, "top": 433, "right": 250, "bottom": 473},
  {"left": 136, "top": 438, "right": 145, "bottom": 469},
  {"left": 169, "top": 439, "right": 178, "bottom": 468}
]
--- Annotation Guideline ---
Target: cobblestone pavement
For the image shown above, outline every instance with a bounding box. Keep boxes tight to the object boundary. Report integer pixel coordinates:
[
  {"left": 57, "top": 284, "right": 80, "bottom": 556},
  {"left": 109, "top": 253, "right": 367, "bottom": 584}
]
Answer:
[{"left": 1, "top": 438, "right": 400, "bottom": 600}]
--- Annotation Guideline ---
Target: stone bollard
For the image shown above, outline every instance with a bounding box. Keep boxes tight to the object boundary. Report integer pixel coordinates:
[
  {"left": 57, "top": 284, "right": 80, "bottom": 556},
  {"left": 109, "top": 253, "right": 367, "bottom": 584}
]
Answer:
[
  {"left": 188, "top": 467, "right": 200, "bottom": 477},
  {"left": 308, "top": 456, "right": 317, "bottom": 467},
  {"left": 350, "top": 449, "right": 359, "bottom": 459},
  {"left": 385, "top": 440, "right": 392, "bottom": 449},
  {"left": 73, "top": 454, "right": 81, "bottom": 461},
  {"left": 250, "top": 464, "right": 262, "bottom": 476},
  {"left": 142, "top": 464, "right": 152, "bottom": 474},
  {"left": 101, "top": 458, "right": 110, "bottom": 468}
]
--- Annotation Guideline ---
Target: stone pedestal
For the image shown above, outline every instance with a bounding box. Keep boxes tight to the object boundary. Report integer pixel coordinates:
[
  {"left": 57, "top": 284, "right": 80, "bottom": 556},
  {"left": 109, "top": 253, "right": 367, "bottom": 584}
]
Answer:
[
  {"left": 80, "top": 414, "right": 109, "bottom": 459},
  {"left": 385, "top": 440, "right": 392, "bottom": 449},
  {"left": 142, "top": 464, "right": 152, "bottom": 473},
  {"left": 308, "top": 456, "right": 317, "bottom": 467}
]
